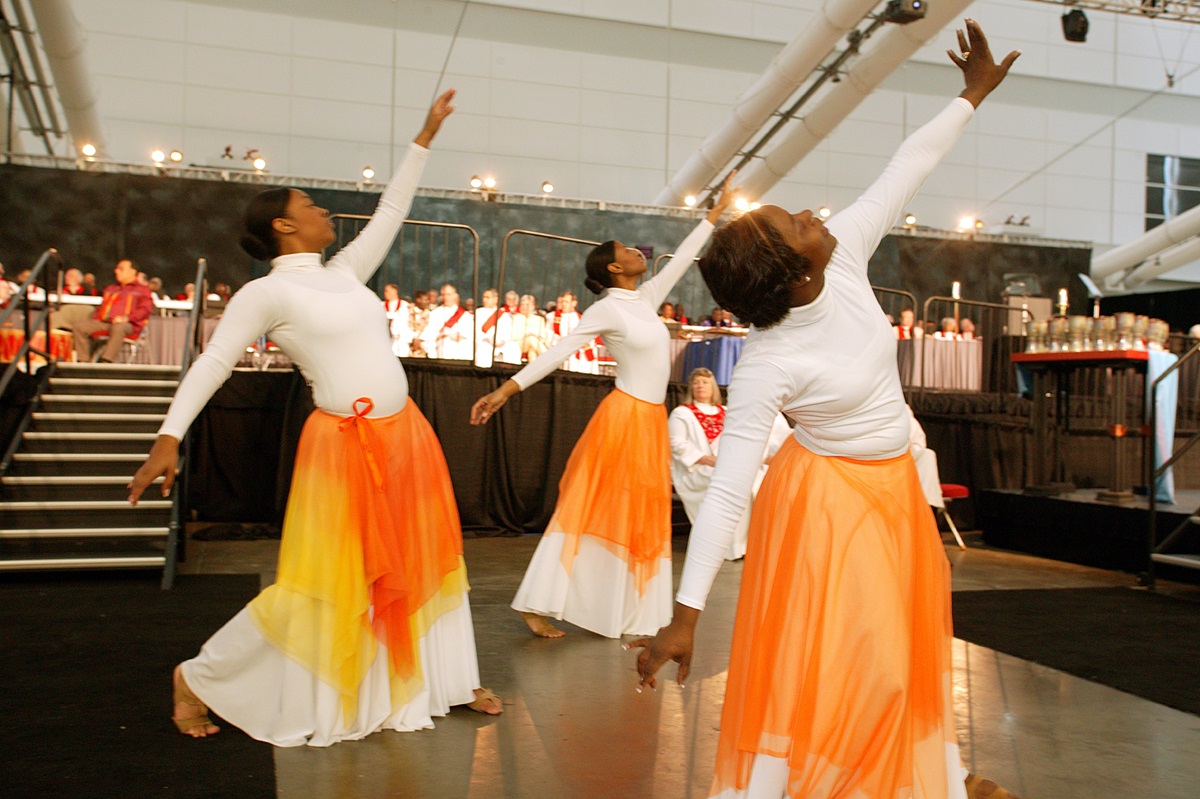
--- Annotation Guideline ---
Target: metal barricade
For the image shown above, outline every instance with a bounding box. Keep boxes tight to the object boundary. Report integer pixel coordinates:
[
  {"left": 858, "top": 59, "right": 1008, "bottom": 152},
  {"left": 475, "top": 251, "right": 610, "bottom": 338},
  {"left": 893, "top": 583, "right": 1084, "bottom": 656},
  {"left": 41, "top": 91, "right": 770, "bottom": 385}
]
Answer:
[
  {"left": 331, "top": 215, "right": 480, "bottom": 302},
  {"left": 917, "top": 296, "right": 1032, "bottom": 397}
]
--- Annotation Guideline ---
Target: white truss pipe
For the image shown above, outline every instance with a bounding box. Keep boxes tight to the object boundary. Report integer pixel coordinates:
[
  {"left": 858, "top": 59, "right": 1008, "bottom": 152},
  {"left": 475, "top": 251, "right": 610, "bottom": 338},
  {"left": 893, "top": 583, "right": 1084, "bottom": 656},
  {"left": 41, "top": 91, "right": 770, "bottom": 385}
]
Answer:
[
  {"left": 736, "top": 0, "right": 974, "bottom": 200},
  {"left": 1093, "top": 202, "right": 1200, "bottom": 281},
  {"left": 654, "top": 0, "right": 880, "bottom": 206},
  {"left": 29, "top": 0, "right": 104, "bottom": 154},
  {"left": 1122, "top": 236, "right": 1200, "bottom": 288}
]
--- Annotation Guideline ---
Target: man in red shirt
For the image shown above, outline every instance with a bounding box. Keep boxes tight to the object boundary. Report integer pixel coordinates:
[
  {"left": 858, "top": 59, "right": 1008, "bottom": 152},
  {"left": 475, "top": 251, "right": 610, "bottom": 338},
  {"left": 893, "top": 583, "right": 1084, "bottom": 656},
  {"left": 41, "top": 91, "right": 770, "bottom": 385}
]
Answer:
[{"left": 71, "top": 259, "right": 154, "bottom": 361}]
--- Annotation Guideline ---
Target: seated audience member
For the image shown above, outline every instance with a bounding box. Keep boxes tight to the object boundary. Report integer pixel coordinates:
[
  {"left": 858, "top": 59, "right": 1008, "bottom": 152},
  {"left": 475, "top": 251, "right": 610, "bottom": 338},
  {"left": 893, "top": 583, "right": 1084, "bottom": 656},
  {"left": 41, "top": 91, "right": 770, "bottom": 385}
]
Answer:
[
  {"left": 702, "top": 307, "right": 733, "bottom": 328},
  {"left": 668, "top": 368, "right": 791, "bottom": 560},
  {"left": 675, "top": 303, "right": 691, "bottom": 325},
  {"left": 959, "top": 317, "right": 977, "bottom": 339},
  {"left": 549, "top": 290, "right": 599, "bottom": 373},
  {"left": 382, "top": 284, "right": 412, "bottom": 357},
  {"left": 82, "top": 272, "right": 97, "bottom": 295},
  {"left": 147, "top": 277, "right": 168, "bottom": 301},
  {"left": 71, "top": 258, "right": 154, "bottom": 362},
  {"left": 175, "top": 283, "right": 196, "bottom": 302},
  {"left": 503, "top": 290, "right": 520, "bottom": 314},
  {"left": 13, "top": 268, "right": 46, "bottom": 301},
  {"left": 474, "top": 287, "right": 512, "bottom": 367},
  {"left": 420, "top": 283, "right": 473, "bottom": 360},
  {"left": 895, "top": 308, "right": 922, "bottom": 339},
  {"left": 464, "top": 297, "right": 476, "bottom": 314},
  {"left": 1190, "top": 324, "right": 1200, "bottom": 341},
  {"left": 0, "top": 262, "right": 14, "bottom": 305},
  {"left": 62, "top": 268, "right": 88, "bottom": 296},
  {"left": 408, "top": 290, "right": 433, "bottom": 357},
  {"left": 933, "top": 316, "right": 959, "bottom": 339},
  {"left": 659, "top": 302, "right": 676, "bottom": 323},
  {"left": 511, "top": 293, "right": 549, "bottom": 362},
  {"left": 136, "top": 271, "right": 149, "bottom": 285}
]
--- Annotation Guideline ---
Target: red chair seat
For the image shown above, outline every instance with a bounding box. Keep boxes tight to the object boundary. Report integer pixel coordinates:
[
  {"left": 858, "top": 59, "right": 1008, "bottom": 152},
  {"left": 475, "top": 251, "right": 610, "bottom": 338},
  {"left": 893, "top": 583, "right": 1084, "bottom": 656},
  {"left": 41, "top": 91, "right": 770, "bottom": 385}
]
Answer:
[{"left": 941, "top": 483, "right": 970, "bottom": 500}]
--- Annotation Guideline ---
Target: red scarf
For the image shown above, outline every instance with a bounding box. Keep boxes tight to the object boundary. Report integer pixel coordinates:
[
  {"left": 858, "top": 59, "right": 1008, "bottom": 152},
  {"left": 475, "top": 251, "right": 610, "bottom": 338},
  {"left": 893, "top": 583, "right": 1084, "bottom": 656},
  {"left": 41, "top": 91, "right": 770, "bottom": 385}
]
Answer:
[
  {"left": 440, "top": 306, "right": 466, "bottom": 331},
  {"left": 481, "top": 308, "right": 502, "bottom": 333},
  {"left": 552, "top": 310, "right": 563, "bottom": 336},
  {"left": 688, "top": 404, "right": 725, "bottom": 442}
]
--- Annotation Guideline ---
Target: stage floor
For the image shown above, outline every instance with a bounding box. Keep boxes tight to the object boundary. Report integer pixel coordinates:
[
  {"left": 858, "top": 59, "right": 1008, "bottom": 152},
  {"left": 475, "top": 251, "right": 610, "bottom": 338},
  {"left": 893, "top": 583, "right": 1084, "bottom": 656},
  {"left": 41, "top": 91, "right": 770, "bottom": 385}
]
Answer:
[{"left": 174, "top": 532, "right": 1200, "bottom": 799}]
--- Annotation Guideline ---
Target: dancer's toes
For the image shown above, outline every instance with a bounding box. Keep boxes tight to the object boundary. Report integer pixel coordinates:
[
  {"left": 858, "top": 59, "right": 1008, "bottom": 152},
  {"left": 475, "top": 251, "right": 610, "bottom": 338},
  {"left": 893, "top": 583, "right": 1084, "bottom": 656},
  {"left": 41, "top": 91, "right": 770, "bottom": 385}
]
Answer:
[
  {"left": 468, "top": 688, "right": 504, "bottom": 715},
  {"left": 519, "top": 611, "right": 565, "bottom": 638},
  {"left": 172, "top": 664, "right": 220, "bottom": 737},
  {"left": 966, "top": 773, "right": 1025, "bottom": 799}
]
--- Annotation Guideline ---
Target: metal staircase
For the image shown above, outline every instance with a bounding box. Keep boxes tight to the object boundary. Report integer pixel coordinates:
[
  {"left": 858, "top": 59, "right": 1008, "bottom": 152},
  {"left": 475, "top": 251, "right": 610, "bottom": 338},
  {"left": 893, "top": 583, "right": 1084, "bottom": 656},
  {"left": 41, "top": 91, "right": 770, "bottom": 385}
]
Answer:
[{"left": 0, "top": 362, "right": 178, "bottom": 571}]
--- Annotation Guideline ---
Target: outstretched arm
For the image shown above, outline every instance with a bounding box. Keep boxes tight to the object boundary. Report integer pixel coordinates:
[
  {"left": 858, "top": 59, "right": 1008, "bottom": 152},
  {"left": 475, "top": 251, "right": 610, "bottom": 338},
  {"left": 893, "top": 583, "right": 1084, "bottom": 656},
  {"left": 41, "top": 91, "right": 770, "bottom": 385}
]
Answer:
[
  {"left": 327, "top": 90, "right": 456, "bottom": 284},
  {"left": 830, "top": 20, "right": 1019, "bottom": 267},
  {"left": 640, "top": 174, "right": 738, "bottom": 309}
]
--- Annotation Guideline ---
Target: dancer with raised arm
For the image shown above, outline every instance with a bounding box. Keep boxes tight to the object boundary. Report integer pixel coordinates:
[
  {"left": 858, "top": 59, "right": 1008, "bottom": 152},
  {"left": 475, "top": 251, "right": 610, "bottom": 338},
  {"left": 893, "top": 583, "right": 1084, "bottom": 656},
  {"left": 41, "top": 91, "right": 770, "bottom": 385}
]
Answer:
[
  {"left": 631, "top": 22, "right": 1025, "bottom": 799},
  {"left": 470, "top": 177, "right": 736, "bottom": 639},
  {"left": 129, "top": 91, "right": 503, "bottom": 746}
]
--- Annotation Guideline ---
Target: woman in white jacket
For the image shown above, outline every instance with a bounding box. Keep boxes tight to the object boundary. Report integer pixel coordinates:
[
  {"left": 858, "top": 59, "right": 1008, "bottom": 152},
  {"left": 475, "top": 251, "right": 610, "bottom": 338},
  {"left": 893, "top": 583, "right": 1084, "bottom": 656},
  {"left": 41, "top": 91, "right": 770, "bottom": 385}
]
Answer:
[{"left": 668, "top": 368, "right": 789, "bottom": 560}]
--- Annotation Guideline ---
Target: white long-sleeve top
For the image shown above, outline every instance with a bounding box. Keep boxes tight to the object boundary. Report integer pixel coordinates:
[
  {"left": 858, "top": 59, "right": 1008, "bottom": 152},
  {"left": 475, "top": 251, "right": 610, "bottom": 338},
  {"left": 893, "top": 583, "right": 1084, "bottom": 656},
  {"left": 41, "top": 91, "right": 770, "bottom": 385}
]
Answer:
[
  {"left": 510, "top": 219, "right": 715, "bottom": 404},
  {"left": 676, "top": 98, "right": 975, "bottom": 610},
  {"left": 158, "top": 143, "right": 429, "bottom": 440}
]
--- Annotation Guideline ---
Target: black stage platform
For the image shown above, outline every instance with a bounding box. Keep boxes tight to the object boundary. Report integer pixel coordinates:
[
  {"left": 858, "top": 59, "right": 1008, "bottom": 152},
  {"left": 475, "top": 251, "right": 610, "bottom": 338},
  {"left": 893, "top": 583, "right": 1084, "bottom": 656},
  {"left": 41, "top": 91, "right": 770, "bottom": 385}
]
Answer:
[{"left": 979, "top": 488, "right": 1200, "bottom": 573}]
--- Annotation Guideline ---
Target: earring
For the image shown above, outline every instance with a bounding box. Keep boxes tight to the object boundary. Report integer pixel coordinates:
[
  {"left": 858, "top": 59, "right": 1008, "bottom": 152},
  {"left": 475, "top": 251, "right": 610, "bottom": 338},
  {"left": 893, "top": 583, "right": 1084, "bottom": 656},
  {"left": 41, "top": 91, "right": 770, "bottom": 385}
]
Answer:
[{"left": 801, "top": 274, "right": 812, "bottom": 284}]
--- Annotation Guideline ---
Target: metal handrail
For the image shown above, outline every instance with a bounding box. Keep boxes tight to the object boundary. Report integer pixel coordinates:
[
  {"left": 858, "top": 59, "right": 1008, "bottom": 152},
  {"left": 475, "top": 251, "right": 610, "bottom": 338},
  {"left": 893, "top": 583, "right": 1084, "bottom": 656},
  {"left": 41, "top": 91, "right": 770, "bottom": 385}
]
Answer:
[
  {"left": 0, "top": 248, "right": 63, "bottom": 475},
  {"left": 918, "top": 296, "right": 1032, "bottom": 399},
  {"left": 495, "top": 229, "right": 600, "bottom": 366},
  {"left": 162, "top": 257, "right": 207, "bottom": 590},
  {"left": 1144, "top": 337, "right": 1200, "bottom": 589}
]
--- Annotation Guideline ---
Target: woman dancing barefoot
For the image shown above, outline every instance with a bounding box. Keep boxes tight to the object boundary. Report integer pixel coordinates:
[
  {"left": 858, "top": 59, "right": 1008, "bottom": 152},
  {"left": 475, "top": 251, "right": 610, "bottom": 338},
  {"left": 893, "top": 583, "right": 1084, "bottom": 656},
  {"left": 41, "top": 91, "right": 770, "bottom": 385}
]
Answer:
[{"left": 130, "top": 91, "right": 503, "bottom": 746}]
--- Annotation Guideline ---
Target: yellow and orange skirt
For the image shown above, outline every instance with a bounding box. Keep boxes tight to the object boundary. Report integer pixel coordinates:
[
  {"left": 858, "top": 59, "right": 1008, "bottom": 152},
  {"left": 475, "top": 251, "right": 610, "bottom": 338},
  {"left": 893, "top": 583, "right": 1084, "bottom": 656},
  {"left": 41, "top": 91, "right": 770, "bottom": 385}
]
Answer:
[
  {"left": 511, "top": 388, "right": 674, "bottom": 637},
  {"left": 183, "top": 398, "right": 480, "bottom": 746},
  {"left": 711, "top": 437, "right": 964, "bottom": 799}
]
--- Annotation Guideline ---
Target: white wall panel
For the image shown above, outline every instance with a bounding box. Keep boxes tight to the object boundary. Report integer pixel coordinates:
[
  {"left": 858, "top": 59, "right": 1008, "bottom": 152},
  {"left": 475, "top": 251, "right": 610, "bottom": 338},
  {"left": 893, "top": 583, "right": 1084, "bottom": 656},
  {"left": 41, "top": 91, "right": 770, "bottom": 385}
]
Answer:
[
  {"left": 580, "top": 126, "right": 664, "bottom": 170},
  {"left": 287, "top": 97, "right": 392, "bottom": 144},
  {"left": 87, "top": 33, "right": 186, "bottom": 83},
  {"left": 290, "top": 58, "right": 392, "bottom": 106},
  {"left": 186, "top": 45, "right": 292, "bottom": 95},
  {"left": 182, "top": 4, "right": 291, "bottom": 55},
  {"left": 184, "top": 86, "right": 292, "bottom": 137},
  {"left": 490, "top": 117, "right": 580, "bottom": 162},
  {"left": 490, "top": 80, "right": 581, "bottom": 125},
  {"left": 291, "top": 17, "right": 394, "bottom": 67},
  {"left": 580, "top": 90, "right": 667, "bottom": 134}
]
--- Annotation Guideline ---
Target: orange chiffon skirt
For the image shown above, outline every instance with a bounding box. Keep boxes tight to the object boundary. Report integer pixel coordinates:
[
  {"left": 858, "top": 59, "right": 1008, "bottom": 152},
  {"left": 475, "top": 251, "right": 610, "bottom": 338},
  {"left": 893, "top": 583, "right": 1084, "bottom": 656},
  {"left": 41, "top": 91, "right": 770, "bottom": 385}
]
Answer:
[
  {"left": 247, "top": 398, "right": 468, "bottom": 725},
  {"left": 713, "top": 437, "right": 958, "bottom": 798},
  {"left": 549, "top": 388, "right": 672, "bottom": 594}
]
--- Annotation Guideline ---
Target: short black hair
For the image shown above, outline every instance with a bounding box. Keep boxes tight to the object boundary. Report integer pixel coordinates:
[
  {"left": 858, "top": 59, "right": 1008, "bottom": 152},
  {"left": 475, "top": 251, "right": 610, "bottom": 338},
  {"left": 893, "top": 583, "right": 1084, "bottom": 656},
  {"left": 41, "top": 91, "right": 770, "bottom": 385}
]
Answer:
[
  {"left": 584, "top": 241, "right": 617, "bottom": 295},
  {"left": 240, "top": 187, "right": 292, "bottom": 261},
  {"left": 698, "top": 212, "right": 810, "bottom": 329}
]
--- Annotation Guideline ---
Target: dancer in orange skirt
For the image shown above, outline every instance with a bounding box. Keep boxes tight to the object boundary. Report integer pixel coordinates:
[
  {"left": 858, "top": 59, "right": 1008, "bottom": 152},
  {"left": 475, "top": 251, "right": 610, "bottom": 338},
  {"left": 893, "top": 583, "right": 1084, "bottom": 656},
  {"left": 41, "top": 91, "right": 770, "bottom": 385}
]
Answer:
[
  {"left": 129, "top": 91, "right": 503, "bottom": 746},
  {"left": 631, "top": 21, "right": 1025, "bottom": 799},
  {"left": 469, "top": 179, "right": 737, "bottom": 639}
]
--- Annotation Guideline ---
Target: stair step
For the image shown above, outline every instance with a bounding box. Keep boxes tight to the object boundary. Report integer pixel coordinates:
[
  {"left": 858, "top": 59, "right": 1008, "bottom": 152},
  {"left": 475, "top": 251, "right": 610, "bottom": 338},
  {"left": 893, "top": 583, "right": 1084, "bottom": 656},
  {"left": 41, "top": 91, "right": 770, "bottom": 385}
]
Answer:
[
  {"left": 33, "top": 413, "right": 167, "bottom": 422},
  {"left": 47, "top": 378, "right": 178, "bottom": 396},
  {"left": 0, "top": 527, "right": 170, "bottom": 539},
  {"left": 53, "top": 362, "right": 180, "bottom": 379},
  {"left": 29, "top": 412, "right": 166, "bottom": 434},
  {"left": 7, "top": 453, "right": 147, "bottom": 477},
  {"left": 0, "top": 498, "right": 171, "bottom": 529},
  {"left": 3, "top": 475, "right": 163, "bottom": 485},
  {"left": 0, "top": 499, "right": 171, "bottom": 510},
  {"left": 42, "top": 394, "right": 172, "bottom": 405},
  {"left": 37, "top": 394, "right": 174, "bottom": 416},
  {"left": 0, "top": 476, "right": 165, "bottom": 503},
  {"left": 0, "top": 556, "right": 166, "bottom": 571},
  {"left": 19, "top": 432, "right": 157, "bottom": 454},
  {"left": 1151, "top": 553, "right": 1200, "bottom": 570}
]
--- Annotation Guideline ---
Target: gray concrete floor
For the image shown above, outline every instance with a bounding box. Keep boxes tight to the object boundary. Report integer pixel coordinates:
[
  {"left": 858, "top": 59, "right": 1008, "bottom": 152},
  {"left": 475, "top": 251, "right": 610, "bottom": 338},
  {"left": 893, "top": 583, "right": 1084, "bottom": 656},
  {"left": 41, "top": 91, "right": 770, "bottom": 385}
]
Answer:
[{"left": 180, "top": 531, "right": 1200, "bottom": 798}]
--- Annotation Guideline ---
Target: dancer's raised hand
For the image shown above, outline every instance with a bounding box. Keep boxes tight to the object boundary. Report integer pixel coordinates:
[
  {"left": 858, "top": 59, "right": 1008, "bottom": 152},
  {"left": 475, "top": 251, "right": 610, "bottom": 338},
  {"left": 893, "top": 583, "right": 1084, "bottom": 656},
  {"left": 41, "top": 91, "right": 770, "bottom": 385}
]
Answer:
[
  {"left": 948, "top": 19, "right": 1020, "bottom": 108},
  {"left": 415, "top": 88, "right": 457, "bottom": 148},
  {"left": 707, "top": 170, "right": 739, "bottom": 224},
  {"left": 128, "top": 435, "right": 179, "bottom": 505}
]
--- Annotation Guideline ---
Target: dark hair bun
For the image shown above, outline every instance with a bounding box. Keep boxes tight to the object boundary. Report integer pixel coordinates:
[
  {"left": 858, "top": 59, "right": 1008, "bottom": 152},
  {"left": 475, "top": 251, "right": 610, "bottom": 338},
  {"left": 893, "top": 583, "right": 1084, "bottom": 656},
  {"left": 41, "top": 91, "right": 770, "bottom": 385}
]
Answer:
[
  {"left": 240, "top": 233, "right": 271, "bottom": 261},
  {"left": 583, "top": 277, "right": 606, "bottom": 295}
]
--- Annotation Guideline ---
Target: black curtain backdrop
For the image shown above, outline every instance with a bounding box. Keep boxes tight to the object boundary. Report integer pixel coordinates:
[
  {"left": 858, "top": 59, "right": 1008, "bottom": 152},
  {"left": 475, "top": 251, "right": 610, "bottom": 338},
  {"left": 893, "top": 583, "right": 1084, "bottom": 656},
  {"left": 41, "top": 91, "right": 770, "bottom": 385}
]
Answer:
[{"left": 1101, "top": 287, "right": 1200, "bottom": 333}]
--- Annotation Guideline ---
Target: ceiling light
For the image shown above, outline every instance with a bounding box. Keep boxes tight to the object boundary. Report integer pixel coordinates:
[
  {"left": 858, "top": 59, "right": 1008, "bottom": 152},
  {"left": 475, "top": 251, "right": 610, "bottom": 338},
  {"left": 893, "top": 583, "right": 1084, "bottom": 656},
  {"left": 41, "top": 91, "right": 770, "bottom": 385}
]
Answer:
[
  {"left": 541, "top": 181, "right": 554, "bottom": 194},
  {"left": 818, "top": 206, "right": 831, "bottom": 219},
  {"left": 169, "top": 150, "right": 183, "bottom": 162},
  {"left": 470, "top": 175, "right": 483, "bottom": 189},
  {"left": 483, "top": 176, "right": 496, "bottom": 189},
  {"left": 734, "top": 197, "right": 751, "bottom": 212},
  {"left": 151, "top": 149, "right": 166, "bottom": 163},
  {"left": 958, "top": 215, "right": 975, "bottom": 230},
  {"left": 362, "top": 166, "right": 375, "bottom": 180},
  {"left": 252, "top": 157, "right": 266, "bottom": 170},
  {"left": 904, "top": 212, "right": 917, "bottom": 226},
  {"left": 683, "top": 195, "right": 696, "bottom": 207},
  {"left": 974, "top": 218, "right": 985, "bottom": 230},
  {"left": 80, "top": 143, "right": 96, "bottom": 157}
]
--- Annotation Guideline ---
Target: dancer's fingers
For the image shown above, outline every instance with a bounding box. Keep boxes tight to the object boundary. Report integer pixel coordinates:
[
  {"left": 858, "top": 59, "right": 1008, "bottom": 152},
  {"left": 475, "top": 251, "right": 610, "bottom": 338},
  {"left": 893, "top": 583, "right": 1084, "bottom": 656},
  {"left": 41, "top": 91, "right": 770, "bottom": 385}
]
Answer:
[
  {"left": 956, "top": 27, "right": 969, "bottom": 57},
  {"left": 676, "top": 656, "right": 691, "bottom": 686},
  {"left": 998, "top": 50, "right": 1022, "bottom": 75},
  {"left": 161, "top": 464, "right": 177, "bottom": 498},
  {"left": 947, "top": 50, "right": 967, "bottom": 70}
]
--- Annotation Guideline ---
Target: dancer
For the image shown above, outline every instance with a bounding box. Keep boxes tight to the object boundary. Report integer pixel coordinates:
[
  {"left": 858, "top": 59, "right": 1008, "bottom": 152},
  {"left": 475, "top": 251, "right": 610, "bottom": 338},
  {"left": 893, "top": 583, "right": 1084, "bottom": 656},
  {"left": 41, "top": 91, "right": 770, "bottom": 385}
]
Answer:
[
  {"left": 129, "top": 90, "right": 503, "bottom": 746},
  {"left": 631, "top": 21, "right": 1023, "bottom": 799},
  {"left": 668, "top": 368, "right": 789, "bottom": 560},
  {"left": 469, "top": 177, "right": 736, "bottom": 639}
]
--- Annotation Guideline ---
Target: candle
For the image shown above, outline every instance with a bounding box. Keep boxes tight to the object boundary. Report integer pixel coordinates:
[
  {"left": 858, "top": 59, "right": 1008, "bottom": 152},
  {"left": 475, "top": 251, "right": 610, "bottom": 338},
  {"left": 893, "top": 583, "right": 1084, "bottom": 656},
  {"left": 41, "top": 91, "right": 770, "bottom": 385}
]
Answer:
[{"left": 951, "top": 281, "right": 961, "bottom": 300}]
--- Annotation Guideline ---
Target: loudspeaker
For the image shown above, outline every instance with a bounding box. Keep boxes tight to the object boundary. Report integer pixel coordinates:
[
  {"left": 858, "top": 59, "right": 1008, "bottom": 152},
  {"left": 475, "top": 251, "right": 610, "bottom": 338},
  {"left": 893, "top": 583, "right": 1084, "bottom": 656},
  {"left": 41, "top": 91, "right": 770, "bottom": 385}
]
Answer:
[
  {"left": 882, "top": 0, "right": 927, "bottom": 24},
  {"left": 1062, "top": 9, "right": 1089, "bottom": 42}
]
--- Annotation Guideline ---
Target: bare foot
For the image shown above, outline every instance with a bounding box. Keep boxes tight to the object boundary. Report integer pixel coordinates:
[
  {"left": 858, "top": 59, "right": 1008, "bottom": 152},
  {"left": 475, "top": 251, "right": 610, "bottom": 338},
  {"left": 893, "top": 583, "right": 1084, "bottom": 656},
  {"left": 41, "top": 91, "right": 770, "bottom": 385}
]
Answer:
[
  {"left": 467, "top": 687, "right": 503, "bottom": 715},
  {"left": 172, "top": 665, "right": 220, "bottom": 737},
  {"left": 519, "top": 611, "right": 565, "bottom": 638},
  {"left": 966, "top": 773, "right": 1025, "bottom": 799}
]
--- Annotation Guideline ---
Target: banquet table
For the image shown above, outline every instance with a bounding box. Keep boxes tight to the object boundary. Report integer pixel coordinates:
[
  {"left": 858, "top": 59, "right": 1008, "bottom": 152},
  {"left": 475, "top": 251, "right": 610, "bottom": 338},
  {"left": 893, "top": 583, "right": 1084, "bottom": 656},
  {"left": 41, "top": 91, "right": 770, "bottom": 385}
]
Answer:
[{"left": 899, "top": 337, "right": 983, "bottom": 391}]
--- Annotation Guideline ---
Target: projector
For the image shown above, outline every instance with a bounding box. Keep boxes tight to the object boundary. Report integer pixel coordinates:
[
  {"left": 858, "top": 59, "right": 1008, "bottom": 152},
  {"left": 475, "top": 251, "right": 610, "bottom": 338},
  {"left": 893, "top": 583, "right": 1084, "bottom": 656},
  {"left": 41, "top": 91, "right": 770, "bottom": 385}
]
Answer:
[{"left": 882, "top": 0, "right": 928, "bottom": 24}]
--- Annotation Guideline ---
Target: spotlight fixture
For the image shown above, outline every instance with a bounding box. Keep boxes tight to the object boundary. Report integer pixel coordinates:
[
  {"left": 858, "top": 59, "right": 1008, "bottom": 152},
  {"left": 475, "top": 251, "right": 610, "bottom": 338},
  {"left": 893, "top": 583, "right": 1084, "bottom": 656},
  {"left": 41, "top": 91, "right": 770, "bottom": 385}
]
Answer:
[
  {"left": 818, "top": 206, "right": 831, "bottom": 219},
  {"left": 80, "top": 143, "right": 96, "bottom": 157},
  {"left": 683, "top": 195, "right": 696, "bottom": 207},
  {"left": 734, "top": 197, "right": 751, "bottom": 212},
  {"left": 362, "top": 166, "right": 375, "bottom": 180},
  {"left": 958, "top": 215, "right": 975, "bottom": 230},
  {"left": 470, "top": 175, "right": 483, "bottom": 189},
  {"left": 169, "top": 150, "right": 183, "bottom": 162},
  {"left": 903, "top": 213, "right": 917, "bottom": 226},
  {"left": 483, "top": 176, "right": 496, "bottom": 189},
  {"left": 881, "top": 0, "right": 926, "bottom": 25},
  {"left": 151, "top": 149, "right": 166, "bottom": 163},
  {"left": 1061, "top": 9, "right": 1088, "bottom": 42},
  {"left": 252, "top": 157, "right": 267, "bottom": 170},
  {"left": 974, "top": 218, "right": 985, "bottom": 230},
  {"left": 541, "top": 181, "right": 554, "bottom": 194}
]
